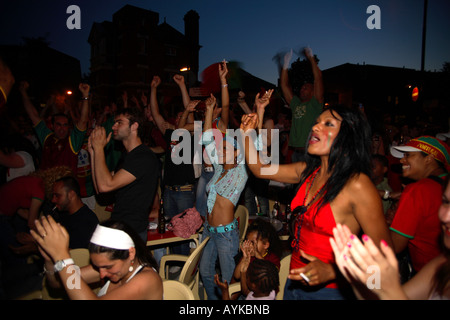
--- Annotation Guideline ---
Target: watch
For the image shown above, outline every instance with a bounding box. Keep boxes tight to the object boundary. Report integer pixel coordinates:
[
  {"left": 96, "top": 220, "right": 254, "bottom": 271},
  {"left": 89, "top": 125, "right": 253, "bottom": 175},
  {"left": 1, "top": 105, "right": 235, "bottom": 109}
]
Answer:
[
  {"left": 383, "top": 190, "right": 391, "bottom": 200},
  {"left": 54, "top": 258, "right": 75, "bottom": 272}
]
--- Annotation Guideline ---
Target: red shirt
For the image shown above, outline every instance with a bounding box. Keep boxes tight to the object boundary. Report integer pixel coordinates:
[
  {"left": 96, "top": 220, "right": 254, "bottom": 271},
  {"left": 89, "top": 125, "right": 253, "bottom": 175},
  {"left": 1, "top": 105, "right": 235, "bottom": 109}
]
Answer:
[
  {"left": 390, "top": 178, "right": 442, "bottom": 271},
  {"left": 290, "top": 170, "right": 338, "bottom": 289},
  {"left": 0, "top": 176, "right": 45, "bottom": 216}
]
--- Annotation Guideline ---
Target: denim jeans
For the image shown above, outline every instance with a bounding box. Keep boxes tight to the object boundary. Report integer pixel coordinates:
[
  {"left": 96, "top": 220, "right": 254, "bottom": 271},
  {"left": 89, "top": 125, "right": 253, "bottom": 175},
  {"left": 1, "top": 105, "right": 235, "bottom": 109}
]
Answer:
[
  {"left": 283, "top": 278, "right": 348, "bottom": 300},
  {"left": 195, "top": 167, "right": 214, "bottom": 217},
  {"left": 153, "top": 187, "right": 195, "bottom": 265},
  {"left": 199, "top": 223, "right": 239, "bottom": 300}
]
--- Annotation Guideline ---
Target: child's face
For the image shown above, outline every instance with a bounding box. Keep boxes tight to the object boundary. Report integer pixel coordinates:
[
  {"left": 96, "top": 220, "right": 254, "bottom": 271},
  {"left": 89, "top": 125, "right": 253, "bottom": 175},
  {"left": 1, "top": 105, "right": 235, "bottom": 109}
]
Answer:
[{"left": 246, "top": 231, "right": 269, "bottom": 258}]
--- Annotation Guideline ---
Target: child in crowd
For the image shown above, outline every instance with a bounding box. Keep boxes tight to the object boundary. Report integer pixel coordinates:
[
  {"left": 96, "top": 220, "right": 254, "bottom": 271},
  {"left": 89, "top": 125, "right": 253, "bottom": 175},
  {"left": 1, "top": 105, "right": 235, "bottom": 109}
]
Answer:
[
  {"left": 218, "top": 218, "right": 282, "bottom": 299},
  {"left": 215, "top": 258, "right": 279, "bottom": 300},
  {"left": 234, "top": 218, "right": 282, "bottom": 275}
]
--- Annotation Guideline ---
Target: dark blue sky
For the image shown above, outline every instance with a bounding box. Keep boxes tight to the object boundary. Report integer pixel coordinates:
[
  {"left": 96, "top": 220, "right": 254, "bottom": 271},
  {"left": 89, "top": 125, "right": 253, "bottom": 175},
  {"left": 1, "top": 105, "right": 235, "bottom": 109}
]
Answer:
[{"left": 1, "top": 0, "right": 449, "bottom": 85}]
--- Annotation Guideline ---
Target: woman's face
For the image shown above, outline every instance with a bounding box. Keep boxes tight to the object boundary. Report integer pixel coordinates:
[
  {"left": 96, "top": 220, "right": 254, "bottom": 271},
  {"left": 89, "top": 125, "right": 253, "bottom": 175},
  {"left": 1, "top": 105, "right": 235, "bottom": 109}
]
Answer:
[
  {"left": 217, "top": 140, "right": 237, "bottom": 165},
  {"left": 90, "top": 251, "right": 133, "bottom": 283},
  {"left": 308, "top": 109, "right": 342, "bottom": 156},
  {"left": 438, "top": 182, "right": 450, "bottom": 250}
]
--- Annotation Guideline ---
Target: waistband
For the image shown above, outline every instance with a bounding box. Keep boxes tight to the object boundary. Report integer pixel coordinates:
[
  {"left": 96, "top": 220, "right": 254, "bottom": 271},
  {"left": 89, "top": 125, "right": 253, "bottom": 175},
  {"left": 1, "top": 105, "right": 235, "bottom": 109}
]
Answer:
[
  {"left": 205, "top": 219, "right": 238, "bottom": 234},
  {"left": 165, "top": 184, "right": 194, "bottom": 192}
]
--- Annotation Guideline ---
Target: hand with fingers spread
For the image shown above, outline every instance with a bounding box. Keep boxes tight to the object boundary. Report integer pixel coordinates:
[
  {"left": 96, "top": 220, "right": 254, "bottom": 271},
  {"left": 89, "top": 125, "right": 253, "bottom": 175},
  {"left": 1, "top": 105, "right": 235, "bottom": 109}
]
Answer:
[
  {"left": 255, "top": 89, "right": 274, "bottom": 110},
  {"left": 330, "top": 223, "right": 406, "bottom": 299}
]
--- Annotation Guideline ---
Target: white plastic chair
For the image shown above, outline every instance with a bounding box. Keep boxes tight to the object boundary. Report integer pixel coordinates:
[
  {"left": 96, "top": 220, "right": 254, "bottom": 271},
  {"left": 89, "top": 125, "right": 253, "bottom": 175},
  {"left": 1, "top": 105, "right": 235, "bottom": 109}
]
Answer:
[
  {"left": 159, "top": 237, "right": 210, "bottom": 299},
  {"left": 163, "top": 280, "right": 195, "bottom": 300}
]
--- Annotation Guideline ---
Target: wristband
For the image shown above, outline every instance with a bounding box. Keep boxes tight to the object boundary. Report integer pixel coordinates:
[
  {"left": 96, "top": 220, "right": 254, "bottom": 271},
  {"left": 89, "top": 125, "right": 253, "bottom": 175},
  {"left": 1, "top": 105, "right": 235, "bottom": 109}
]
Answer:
[{"left": 81, "top": 96, "right": 89, "bottom": 100}]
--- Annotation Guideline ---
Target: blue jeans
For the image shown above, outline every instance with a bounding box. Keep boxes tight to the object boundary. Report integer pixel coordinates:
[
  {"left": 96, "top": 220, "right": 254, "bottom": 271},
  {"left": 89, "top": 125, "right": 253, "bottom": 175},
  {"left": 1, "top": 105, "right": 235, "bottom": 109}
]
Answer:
[
  {"left": 283, "top": 278, "right": 348, "bottom": 300},
  {"left": 199, "top": 223, "right": 239, "bottom": 300},
  {"left": 195, "top": 168, "right": 214, "bottom": 217},
  {"left": 153, "top": 187, "right": 195, "bottom": 265}
]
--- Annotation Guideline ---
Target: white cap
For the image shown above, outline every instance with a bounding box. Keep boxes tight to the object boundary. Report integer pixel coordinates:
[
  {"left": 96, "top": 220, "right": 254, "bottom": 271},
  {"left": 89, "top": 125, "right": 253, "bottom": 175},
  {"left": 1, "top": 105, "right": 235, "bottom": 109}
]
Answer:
[{"left": 390, "top": 145, "right": 423, "bottom": 159}]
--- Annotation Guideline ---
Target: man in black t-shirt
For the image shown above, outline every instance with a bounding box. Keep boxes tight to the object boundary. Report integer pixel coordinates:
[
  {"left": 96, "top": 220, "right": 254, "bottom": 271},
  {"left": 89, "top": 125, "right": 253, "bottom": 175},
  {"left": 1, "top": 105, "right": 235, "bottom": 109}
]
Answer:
[
  {"left": 89, "top": 107, "right": 159, "bottom": 241},
  {"left": 52, "top": 176, "right": 99, "bottom": 249}
]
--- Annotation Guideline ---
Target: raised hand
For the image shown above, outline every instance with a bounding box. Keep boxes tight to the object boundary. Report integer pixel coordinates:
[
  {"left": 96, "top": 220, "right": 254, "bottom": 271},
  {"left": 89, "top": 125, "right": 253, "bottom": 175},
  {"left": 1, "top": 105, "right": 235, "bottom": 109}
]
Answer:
[
  {"left": 89, "top": 126, "right": 112, "bottom": 151},
  {"left": 151, "top": 76, "right": 161, "bottom": 88},
  {"left": 219, "top": 60, "right": 228, "bottom": 81},
  {"left": 240, "top": 114, "right": 259, "bottom": 133},
  {"left": 78, "top": 83, "right": 90, "bottom": 97},
  {"left": 283, "top": 49, "right": 293, "bottom": 69},
  {"left": 255, "top": 89, "right": 274, "bottom": 110},
  {"left": 205, "top": 94, "right": 216, "bottom": 112},
  {"left": 304, "top": 47, "right": 314, "bottom": 59},
  {"left": 173, "top": 74, "right": 185, "bottom": 86}
]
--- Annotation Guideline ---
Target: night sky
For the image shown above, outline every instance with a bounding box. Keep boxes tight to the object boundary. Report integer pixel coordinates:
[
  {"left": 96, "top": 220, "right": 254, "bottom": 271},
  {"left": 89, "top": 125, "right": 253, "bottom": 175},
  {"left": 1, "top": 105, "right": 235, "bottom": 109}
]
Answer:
[{"left": 1, "top": 0, "right": 449, "bottom": 85}]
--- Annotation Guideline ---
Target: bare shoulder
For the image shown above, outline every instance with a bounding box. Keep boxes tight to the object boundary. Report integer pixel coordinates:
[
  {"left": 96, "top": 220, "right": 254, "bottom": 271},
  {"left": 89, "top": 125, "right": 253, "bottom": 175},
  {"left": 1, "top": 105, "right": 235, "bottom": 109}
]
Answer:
[
  {"left": 344, "top": 173, "right": 376, "bottom": 195},
  {"left": 132, "top": 267, "right": 163, "bottom": 299}
]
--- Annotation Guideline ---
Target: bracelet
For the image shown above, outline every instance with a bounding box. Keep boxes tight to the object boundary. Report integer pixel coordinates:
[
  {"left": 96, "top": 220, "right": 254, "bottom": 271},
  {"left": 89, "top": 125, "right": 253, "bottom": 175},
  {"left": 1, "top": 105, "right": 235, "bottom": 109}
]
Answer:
[
  {"left": 222, "top": 84, "right": 228, "bottom": 88},
  {"left": 383, "top": 190, "right": 391, "bottom": 200},
  {"left": 81, "top": 96, "right": 89, "bottom": 100}
]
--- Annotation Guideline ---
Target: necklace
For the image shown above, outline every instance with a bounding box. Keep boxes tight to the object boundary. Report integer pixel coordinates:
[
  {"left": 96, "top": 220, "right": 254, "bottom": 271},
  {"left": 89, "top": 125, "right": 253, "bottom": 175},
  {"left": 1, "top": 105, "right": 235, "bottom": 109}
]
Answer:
[{"left": 292, "top": 167, "right": 326, "bottom": 251}]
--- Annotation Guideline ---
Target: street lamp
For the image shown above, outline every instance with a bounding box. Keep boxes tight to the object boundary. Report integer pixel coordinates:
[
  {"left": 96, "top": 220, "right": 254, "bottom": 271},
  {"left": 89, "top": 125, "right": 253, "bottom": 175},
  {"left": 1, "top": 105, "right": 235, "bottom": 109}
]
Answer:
[{"left": 180, "top": 66, "right": 191, "bottom": 86}]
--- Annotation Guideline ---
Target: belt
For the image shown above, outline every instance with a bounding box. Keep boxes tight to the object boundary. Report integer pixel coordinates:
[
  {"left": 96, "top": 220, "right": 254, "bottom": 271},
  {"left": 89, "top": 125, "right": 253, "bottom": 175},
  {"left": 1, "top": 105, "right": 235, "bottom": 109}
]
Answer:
[
  {"left": 165, "top": 184, "right": 194, "bottom": 192},
  {"left": 204, "top": 166, "right": 214, "bottom": 172},
  {"left": 205, "top": 219, "right": 238, "bottom": 234}
]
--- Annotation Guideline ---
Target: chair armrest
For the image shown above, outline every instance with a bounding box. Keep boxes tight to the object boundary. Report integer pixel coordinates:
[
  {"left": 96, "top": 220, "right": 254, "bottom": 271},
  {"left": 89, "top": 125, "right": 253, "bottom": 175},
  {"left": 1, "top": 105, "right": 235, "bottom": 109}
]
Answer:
[{"left": 159, "top": 254, "right": 188, "bottom": 278}]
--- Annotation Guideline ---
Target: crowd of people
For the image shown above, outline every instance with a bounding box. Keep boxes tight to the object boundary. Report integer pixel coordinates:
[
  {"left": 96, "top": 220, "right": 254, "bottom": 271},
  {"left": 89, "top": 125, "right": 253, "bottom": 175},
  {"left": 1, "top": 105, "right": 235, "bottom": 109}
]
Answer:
[{"left": 0, "top": 45, "right": 449, "bottom": 301}]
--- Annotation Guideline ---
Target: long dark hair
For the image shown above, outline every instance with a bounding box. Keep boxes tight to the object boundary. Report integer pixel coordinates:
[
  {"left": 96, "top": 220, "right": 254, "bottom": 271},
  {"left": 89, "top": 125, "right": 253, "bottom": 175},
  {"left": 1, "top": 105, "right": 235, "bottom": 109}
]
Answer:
[
  {"left": 298, "top": 105, "right": 372, "bottom": 221},
  {"left": 88, "top": 220, "right": 157, "bottom": 270}
]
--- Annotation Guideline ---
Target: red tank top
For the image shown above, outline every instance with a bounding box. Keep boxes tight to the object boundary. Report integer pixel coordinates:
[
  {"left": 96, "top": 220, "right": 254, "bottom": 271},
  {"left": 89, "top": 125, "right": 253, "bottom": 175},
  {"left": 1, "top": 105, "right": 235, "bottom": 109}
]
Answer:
[{"left": 290, "top": 169, "right": 338, "bottom": 289}]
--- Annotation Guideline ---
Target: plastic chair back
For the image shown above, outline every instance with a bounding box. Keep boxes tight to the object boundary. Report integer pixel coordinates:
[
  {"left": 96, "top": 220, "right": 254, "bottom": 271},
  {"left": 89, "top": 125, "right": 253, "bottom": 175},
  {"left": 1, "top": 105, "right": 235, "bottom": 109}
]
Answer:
[
  {"left": 276, "top": 254, "right": 291, "bottom": 300},
  {"left": 163, "top": 280, "right": 195, "bottom": 300},
  {"left": 234, "top": 205, "right": 249, "bottom": 242},
  {"left": 178, "top": 237, "right": 210, "bottom": 287}
]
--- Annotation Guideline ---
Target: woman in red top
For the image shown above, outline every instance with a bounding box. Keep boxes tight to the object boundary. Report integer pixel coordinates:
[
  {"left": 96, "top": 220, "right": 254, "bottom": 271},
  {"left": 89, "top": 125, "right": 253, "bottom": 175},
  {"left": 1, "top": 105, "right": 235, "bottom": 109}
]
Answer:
[{"left": 241, "top": 103, "right": 392, "bottom": 300}]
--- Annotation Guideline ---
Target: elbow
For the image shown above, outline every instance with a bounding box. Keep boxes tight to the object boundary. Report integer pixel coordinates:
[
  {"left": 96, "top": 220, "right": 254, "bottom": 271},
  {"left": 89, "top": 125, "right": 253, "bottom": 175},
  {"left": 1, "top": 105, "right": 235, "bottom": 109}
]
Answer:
[{"left": 97, "top": 182, "right": 115, "bottom": 194}]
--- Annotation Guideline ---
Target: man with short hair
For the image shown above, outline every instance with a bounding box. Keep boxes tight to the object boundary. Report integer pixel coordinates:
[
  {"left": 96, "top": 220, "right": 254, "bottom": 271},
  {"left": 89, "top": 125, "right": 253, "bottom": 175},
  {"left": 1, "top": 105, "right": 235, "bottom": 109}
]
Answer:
[
  {"left": 20, "top": 81, "right": 90, "bottom": 175},
  {"left": 52, "top": 176, "right": 99, "bottom": 249},
  {"left": 280, "top": 47, "right": 324, "bottom": 163},
  {"left": 88, "top": 107, "right": 159, "bottom": 241}
]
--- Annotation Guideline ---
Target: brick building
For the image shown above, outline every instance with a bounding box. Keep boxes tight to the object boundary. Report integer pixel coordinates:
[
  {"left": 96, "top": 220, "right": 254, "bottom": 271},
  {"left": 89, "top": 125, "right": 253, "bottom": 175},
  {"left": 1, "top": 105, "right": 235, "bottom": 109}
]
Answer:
[{"left": 88, "top": 4, "right": 200, "bottom": 109}]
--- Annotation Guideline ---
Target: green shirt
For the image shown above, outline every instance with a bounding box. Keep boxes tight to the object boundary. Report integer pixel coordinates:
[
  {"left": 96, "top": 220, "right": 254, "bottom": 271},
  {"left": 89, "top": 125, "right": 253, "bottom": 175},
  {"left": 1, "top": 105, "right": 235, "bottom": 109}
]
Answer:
[{"left": 288, "top": 96, "right": 323, "bottom": 148}]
